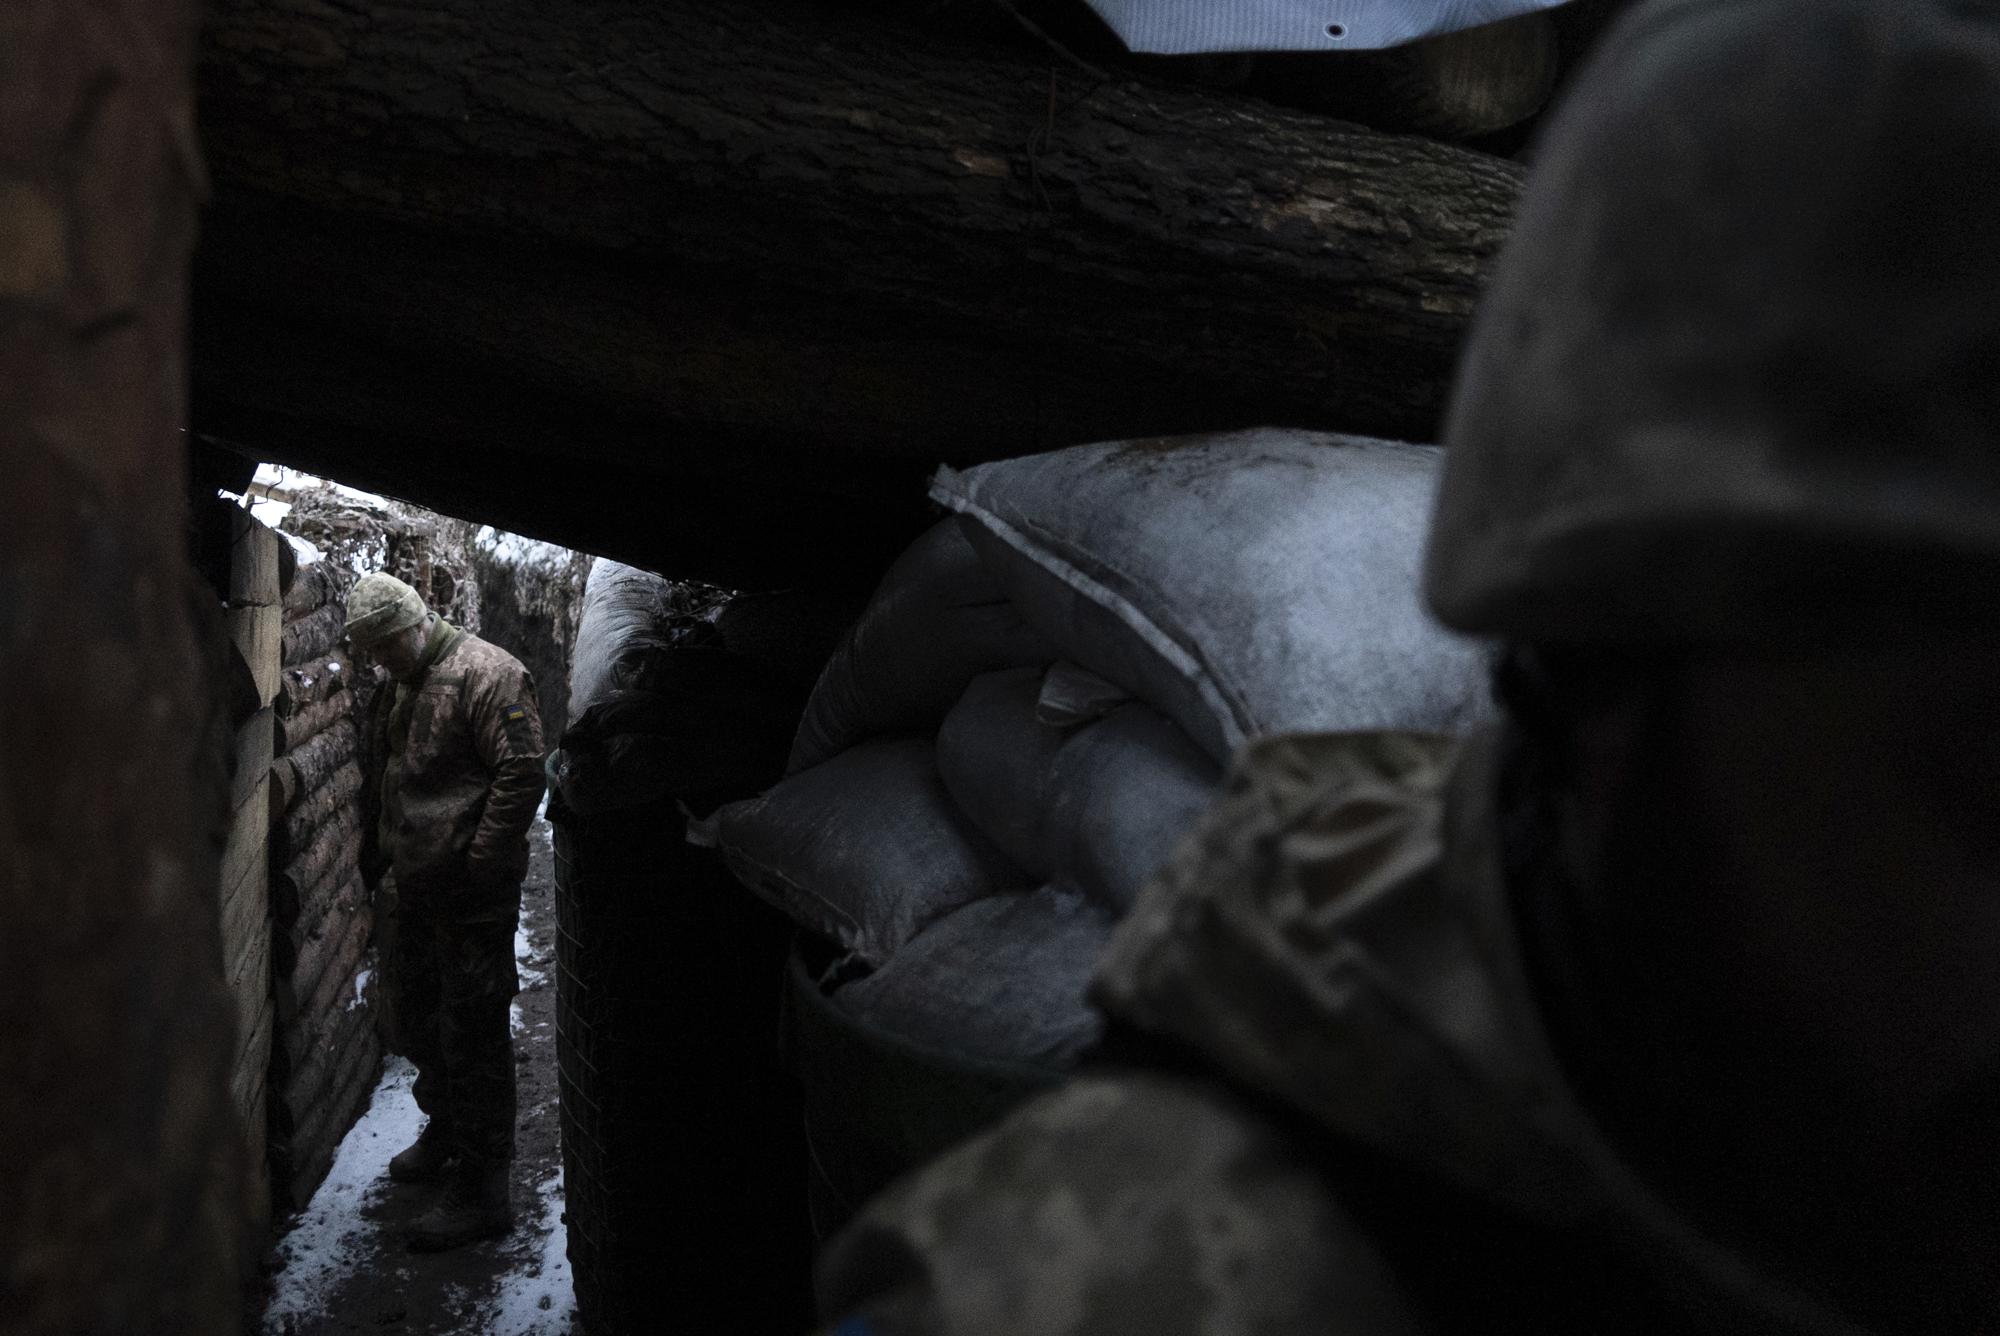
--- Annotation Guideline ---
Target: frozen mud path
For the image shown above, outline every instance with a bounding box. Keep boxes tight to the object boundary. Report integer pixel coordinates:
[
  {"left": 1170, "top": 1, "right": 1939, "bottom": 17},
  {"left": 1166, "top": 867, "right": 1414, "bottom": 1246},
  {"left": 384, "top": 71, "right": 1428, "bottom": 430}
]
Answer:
[{"left": 260, "top": 815, "right": 575, "bottom": 1336}]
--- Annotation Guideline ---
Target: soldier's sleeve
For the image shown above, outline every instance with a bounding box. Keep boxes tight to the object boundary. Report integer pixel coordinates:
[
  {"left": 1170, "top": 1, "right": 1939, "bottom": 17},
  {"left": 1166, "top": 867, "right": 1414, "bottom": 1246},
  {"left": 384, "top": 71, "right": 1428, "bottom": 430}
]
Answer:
[
  {"left": 815, "top": 1072, "right": 1431, "bottom": 1336},
  {"left": 465, "top": 660, "right": 545, "bottom": 885}
]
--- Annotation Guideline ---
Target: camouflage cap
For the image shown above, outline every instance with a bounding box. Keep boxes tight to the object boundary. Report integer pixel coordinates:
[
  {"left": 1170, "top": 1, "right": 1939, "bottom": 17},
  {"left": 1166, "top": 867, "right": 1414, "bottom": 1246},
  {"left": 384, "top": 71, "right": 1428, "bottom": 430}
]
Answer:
[
  {"left": 344, "top": 572, "right": 428, "bottom": 647},
  {"left": 1426, "top": 0, "right": 2000, "bottom": 642}
]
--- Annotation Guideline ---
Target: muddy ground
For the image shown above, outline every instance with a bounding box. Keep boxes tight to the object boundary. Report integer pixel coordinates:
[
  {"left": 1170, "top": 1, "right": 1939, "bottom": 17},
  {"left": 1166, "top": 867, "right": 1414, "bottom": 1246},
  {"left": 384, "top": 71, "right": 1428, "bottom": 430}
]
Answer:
[{"left": 256, "top": 812, "right": 574, "bottom": 1336}]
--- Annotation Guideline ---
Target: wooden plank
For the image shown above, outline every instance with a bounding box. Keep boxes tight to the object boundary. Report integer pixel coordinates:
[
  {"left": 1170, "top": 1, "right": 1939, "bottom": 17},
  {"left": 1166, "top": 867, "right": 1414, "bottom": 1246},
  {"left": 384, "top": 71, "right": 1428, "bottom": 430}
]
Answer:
[
  {"left": 276, "top": 527, "right": 298, "bottom": 600},
  {"left": 226, "top": 602, "right": 282, "bottom": 711},
  {"left": 218, "top": 839, "right": 267, "bottom": 981},
  {"left": 230, "top": 998, "right": 272, "bottom": 1116},
  {"left": 228, "top": 506, "right": 283, "bottom": 607},
  {"left": 229, "top": 707, "right": 274, "bottom": 817},
  {"left": 217, "top": 774, "right": 269, "bottom": 922},
  {"left": 228, "top": 939, "right": 271, "bottom": 1084},
  {"left": 225, "top": 898, "right": 272, "bottom": 1022}
]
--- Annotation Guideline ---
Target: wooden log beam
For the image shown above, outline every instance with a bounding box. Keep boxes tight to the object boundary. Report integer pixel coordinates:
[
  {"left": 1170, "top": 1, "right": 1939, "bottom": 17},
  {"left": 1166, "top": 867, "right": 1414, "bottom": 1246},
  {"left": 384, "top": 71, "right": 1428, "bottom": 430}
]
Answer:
[
  {"left": 279, "top": 718, "right": 359, "bottom": 807},
  {"left": 191, "top": 0, "right": 1523, "bottom": 588},
  {"left": 274, "top": 831, "right": 362, "bottom": 927},
  {"left": 276, "top": 653, "right": 353, "bottom": 721},
  {"left": 277, "top": 885, "right": 368, "bottom": 1024},
  {"left": 280, "top": 602, "right": 345, "bottom": 669},
  {"left": 267, "top": 757, "right": 298, "bottom": 828},
  {"left": 281, "top": 1025, "right": 381, "bottom": 1212},
  {"left": 273, "top": 872, "right": 362, "bottom": 983},
  {"left": 273, "top": 783, "right": 362, "bottom": 884},
  {"left": 274, "top": 983, "right": 374, "bottom": 1136},
  {"left": 282, "top": 563, "right": 340, "bottom": 622},
  {"left": 1, "top": 0, "right": 246, "bottom": 1328},
  {"left": 274, "top": 695, "right": 357, "bottom": 757}
]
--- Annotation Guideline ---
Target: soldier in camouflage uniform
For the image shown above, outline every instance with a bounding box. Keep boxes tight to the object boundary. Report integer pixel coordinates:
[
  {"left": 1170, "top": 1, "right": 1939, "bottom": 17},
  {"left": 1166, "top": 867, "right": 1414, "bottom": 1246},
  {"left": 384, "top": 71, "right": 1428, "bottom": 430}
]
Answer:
[
  {"left": 345, "top": 572, "right": 546, "bottom": 1252},
  {"left": 816, "top": 0, "right": 2000, "bottom": 1331}
]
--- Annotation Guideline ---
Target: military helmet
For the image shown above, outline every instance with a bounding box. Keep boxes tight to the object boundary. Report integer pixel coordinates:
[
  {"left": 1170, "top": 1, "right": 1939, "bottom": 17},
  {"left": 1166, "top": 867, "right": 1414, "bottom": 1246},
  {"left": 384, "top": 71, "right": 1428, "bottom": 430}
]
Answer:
[
  {"left": 344, "top": 572, "right": 428, "bottom": 647},
  {"left": 1426, "top": 0, "right": 2000, "bottom": 642}
]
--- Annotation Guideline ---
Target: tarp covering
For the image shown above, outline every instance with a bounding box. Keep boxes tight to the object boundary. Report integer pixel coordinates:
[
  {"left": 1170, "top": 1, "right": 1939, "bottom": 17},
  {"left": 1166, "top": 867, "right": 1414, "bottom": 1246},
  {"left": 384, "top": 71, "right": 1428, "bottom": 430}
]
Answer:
[{"left": 1078, "top": 0, "right": 1572, "bottom": 54}]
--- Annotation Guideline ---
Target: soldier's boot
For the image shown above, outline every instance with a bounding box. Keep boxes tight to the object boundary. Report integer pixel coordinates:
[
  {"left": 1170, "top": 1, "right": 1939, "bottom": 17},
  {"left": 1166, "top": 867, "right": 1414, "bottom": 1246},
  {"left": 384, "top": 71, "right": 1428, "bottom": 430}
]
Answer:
[
  {"left": 406, "top": 1163, "right": 513, "bottom": 1253},
  {"left": 386, "top": 1123, "right": 453, "bottom": 1184}
]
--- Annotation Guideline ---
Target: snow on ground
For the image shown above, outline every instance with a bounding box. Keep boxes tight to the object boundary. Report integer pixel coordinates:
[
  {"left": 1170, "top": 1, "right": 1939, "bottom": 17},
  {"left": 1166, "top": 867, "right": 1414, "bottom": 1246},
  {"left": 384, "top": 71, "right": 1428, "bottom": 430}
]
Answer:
[
  {"left": 264, "top": 813, "right": 573, "bottom": 1334},
  {"left": 480, "top": 1171, "right": 575, "bottom": 1336},
  {"left": 262, "top": 1059, "right": 425, "bottom": 1330}
]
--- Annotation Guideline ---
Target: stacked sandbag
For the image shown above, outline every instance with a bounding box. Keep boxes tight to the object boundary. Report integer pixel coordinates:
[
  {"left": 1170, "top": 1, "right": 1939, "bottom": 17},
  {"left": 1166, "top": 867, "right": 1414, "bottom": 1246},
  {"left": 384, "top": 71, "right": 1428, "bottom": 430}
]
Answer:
[
  {"left": 263, "top": 554, "right": 380, "bottom": 1211},
  {"left": 716, "top": 429, "right": 1494, "bottom": 1075}
]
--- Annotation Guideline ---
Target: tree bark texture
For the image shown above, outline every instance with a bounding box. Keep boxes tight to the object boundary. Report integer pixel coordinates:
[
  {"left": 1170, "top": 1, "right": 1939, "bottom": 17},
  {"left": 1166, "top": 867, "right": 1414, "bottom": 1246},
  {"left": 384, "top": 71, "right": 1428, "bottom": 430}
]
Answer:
[
  {"left": 277, "top": 899, "right": 370, "bottom": 1041},
  {"left": 193, "top": 0, "right": 1523, "bottom": 587},
  {"left": 282, "top": 560, "right": 341, "bottom": 620},
  {"left": 0, "top": 3, "right": 247, "bottom": 1332},
  {"left": 275, "top": 775, "right": 362, "bottom": 868},
  {"left": 275, "top": 829, "right": 362, "bottom": 926},
  {"left": 275, "top": 692, "right": 357, "bottom": 756},
  {"left": 273, "top": 875, "right": 365, "bottom": 1009},
  {"left": 278, "top": 717, "right": 359, "bottom": 813},
  {"left": 277, "top": 1019, "right": 379, "bottom": 1212},
  {"left": 280, "top": 601, "right": 346, "bottom": 669},
  {"left": 276, "top": 652, "right": 353, "bottom": 720}
]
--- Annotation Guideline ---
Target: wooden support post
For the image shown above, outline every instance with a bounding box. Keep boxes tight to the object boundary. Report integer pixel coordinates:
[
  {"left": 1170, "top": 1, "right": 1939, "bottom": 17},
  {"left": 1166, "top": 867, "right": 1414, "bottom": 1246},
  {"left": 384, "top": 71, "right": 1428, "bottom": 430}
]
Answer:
[{"left": 0, "top": 0, "right": 245, "bottom": 1326}]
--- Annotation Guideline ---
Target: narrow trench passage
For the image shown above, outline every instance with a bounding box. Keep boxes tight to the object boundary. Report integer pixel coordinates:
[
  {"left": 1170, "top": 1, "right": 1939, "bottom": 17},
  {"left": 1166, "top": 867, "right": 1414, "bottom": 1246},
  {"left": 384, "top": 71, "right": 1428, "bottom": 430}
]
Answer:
[{"left": 259, "top": 807, "right": 574, "bottom": 1336}]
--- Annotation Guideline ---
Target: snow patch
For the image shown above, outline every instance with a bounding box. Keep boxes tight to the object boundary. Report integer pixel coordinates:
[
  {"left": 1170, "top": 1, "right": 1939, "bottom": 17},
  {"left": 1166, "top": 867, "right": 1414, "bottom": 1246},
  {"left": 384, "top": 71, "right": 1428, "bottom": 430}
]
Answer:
[
  {"left": 348, "top": 968, "right": 373, "bottom": 1012},
  {"left": 479, "top": 1170, "right": 576, "bottom": 1336},
  {"left": 262, "top": 1058, "right": 425, "bottom": 1331},
  {"left": 280, "top": 529, "right": 325, "bottom": 567}
]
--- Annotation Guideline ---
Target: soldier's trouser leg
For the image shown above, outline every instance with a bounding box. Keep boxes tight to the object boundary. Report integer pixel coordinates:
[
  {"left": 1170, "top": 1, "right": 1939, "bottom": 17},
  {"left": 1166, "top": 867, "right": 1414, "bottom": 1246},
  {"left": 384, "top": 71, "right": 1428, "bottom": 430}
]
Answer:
[
  {"left": 434, "top": 903, "right": 520, "bottom": 1169},
  {"left": 385, "top": 875, "right": 451, "bottom": 1131}
]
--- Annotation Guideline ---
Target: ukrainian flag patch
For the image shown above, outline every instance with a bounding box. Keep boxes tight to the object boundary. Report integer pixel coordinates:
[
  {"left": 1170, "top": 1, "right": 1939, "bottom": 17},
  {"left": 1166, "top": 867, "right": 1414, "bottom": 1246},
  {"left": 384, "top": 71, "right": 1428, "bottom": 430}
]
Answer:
[{"left": 501, "top": 702, "right": 535, "bottom": 750}]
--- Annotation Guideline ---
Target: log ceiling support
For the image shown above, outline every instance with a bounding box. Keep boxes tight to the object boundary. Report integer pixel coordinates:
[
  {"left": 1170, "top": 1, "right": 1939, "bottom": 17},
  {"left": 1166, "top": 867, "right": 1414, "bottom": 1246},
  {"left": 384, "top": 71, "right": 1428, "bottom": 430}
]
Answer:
[{"left": 194, "top": 0, "right": 1524, "bottom": 586}]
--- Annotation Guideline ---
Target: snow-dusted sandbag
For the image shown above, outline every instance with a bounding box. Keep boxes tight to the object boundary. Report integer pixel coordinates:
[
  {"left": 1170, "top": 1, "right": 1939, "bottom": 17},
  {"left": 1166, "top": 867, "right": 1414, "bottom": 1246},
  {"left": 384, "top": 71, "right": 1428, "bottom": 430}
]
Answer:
[
  {"left": 936, "top": 667, "right": 1221, "bottom": 917},
  {"left": 709, "top": 739, "right": 1025, "bottom": 967},
  {"left": 787, "top": 519, "right": 1053, "bottom": 775},
  {"left": 1078, "top": 0, "right": 1568, "bottom": 55},
  {"left": 832, "top": 885, "right": 1113, "bottom": 1069},
  {"left": 568, "top": 561, "right": 693, "bottom": 720},
  {"left": 556, "top": 562, "right": 797, "bottom": 813},
  {"left": 931, "top": 430, "right": 1493, "bottom": 765}
]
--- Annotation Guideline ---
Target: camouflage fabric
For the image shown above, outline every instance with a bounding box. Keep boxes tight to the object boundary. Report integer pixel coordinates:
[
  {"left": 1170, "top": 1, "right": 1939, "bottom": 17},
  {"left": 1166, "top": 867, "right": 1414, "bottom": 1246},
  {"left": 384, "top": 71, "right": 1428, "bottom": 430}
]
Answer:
[
  {"left": 818, "top": 1069, "right": 1426, "bottom": 1336},
  {"left": 364, "top": 624, "right": 542, "bottom": 1171},
  {"left": 372, "top": 623, "right": 546, "bottom": 892},
  {"left": 344, "top": 570, "right": 428, "bottom": 646},
  {"left": 819, "top": 731, "right": 1868, "bottom": 1336},
  {"left": 381, "top": 872, "right": 519, "bottom": 1168}
]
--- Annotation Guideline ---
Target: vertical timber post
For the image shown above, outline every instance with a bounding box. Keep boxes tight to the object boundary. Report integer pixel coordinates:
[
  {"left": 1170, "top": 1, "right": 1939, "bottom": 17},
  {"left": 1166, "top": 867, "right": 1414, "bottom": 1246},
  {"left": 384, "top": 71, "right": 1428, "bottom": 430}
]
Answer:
[{"left": 0, "top": 2, "right": 248, "bottom": 1332}]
